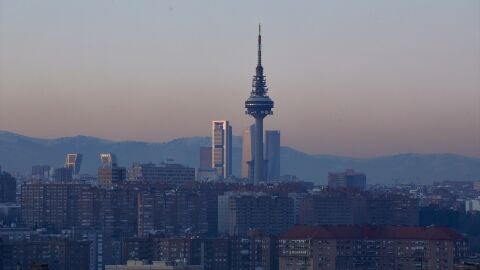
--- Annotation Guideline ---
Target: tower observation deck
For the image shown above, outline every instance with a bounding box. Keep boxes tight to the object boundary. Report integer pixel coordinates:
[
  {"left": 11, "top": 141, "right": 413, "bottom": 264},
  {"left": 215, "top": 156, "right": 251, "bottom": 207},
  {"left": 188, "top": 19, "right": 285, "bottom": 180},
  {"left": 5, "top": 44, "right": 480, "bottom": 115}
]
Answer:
[{"left": 245, "top": 25, "right": 274, "bottom": 184}]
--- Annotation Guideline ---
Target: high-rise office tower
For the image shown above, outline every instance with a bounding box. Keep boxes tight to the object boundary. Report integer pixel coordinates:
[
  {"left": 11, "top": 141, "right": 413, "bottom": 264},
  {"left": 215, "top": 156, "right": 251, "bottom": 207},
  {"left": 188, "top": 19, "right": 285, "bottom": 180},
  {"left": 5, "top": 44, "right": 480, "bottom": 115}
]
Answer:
[
  {"left": 245, "top": 25, "right": 274, "bottom": 185},
  {"left": 100, "top": 153, "right": 118, "bottom": 168},
  {"left": 98, "top": 153, "right": 126, "bottom": 187},
  {"left": 65, "top": 153, "right": 82, "bottom": 175},
  {"left": 241, "top": 125, "right": 256, "bottom": 179},
  {"left": 265, "top": 130, "right": 280, "bottom": 181},
  {"left": 211, "top": 120, "right": 232, "bottom": 179}
]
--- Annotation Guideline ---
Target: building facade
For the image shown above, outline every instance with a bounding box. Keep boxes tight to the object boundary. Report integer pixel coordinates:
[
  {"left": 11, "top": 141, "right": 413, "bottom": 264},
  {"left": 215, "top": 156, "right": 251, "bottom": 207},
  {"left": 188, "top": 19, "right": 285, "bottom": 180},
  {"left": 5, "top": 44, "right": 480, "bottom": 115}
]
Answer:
[
  {"left": 0, "top": 172, "right": 16, "bottom": 203},
  {"left": 0, "top": 235, "right": 90, "bottom": 270},
  {"left": 128, "top": 163, "right": 195, "bottom": 185},
  {"left": 279, "top": 225, "right": 467, "bottom": 270},
  {"left": 328, "top": 169, "right": 366, "bottom": 191},
  {"left": 52, "top": 167, "right": 73, "bottom": 182},
  {"left": 218, "top": 192, "right": 294, "bottom": 236},
  {"left": 265, "top": 130, "right": 280, "bottom": 181},
  {"left": 64, "top": 153, "right": 83, "bottom": 175},
  {"left": 241, "top": 125, "right": 255, "bottom": 179},
  {"left": 199, "top": 147, "right": 212, "bottom": 170},
  {"left": 31, "top": 165, "right": 51, "bottom": 181}
]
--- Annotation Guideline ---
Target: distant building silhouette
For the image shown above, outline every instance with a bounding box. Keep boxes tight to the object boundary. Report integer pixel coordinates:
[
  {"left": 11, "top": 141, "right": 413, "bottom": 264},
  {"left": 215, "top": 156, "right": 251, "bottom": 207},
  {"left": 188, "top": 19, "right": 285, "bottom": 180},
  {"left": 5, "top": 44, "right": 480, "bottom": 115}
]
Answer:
[
  {"left": 52, "top": 167, "right": 73, "bottom": 182},
  {"left": 127, "top": 163, "right": 195, "bottom": 185},
  {"left": 265, "top": 130, "right": 280, "bottom": 181},
  {"left": 299, "top": 190, "right": 418, "bottom": 226},
  {"left": 64, "top": 153, "right": 82, "bottom": 175},
  {"left": 98, "top": 167, "right": 126, "bottom": 187},
  {"left": 98, "top": 153, "right": 126, "bottom": 187},
  {"left": 197, "top": 147, "right": 217, "bottom": 181},
  {"left": 211, "top": 121, "right": 232, "bottom": 179},
  {"left": 241, "top": 125, "right": 255, "bottom": 179},
  {"left": 100, "top": 153, "right": 118, "bottom": 168},
  {"left": 199, "top": 146, "right": 212, "bottom": 169},
  {"left": 31, "top": 165, "right": 51, "bottom": 181},
  {"left": 299, "top": 191, "right": 367, "bottom": 225},
  {"left": 328, "top": 169, "right": 366, "bottom": 190},
  {"left": 0, "top": 171, "right": 16, "bottom": 203}
]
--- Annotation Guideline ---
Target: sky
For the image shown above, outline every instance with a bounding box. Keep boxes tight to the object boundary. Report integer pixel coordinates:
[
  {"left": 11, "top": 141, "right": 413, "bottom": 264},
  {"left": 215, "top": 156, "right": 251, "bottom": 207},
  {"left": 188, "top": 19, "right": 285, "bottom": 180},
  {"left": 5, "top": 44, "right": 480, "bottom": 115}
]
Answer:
[{"left": 0, "top": 0, "right": 479, "bottom": 157}]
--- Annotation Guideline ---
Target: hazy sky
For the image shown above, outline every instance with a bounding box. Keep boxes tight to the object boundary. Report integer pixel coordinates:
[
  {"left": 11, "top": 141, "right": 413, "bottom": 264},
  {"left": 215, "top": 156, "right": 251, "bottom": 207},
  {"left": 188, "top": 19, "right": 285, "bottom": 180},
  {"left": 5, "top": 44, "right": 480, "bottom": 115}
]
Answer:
[{"left": 1, "top": 1, "right": 479, "bottom": 157}]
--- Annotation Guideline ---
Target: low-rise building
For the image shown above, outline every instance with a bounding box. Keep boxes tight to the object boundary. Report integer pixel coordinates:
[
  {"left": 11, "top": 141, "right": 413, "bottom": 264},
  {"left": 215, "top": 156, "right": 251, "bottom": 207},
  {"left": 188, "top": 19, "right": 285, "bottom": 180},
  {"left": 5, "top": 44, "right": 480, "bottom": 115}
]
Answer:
[
  {"left": 465, "top": 199, "right": 480, "bottom": 212},
  {"left": 106, "top": 260, "right": 203, "bottom": 270}
]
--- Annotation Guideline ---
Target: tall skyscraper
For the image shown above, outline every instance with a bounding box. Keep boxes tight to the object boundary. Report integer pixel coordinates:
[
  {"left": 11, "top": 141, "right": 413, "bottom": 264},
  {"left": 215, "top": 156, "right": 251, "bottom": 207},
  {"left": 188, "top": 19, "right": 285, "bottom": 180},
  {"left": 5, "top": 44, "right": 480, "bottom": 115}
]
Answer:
[
  {"left": 98, "top": 153, "right": 126, "bottom": 187},
  {"left": 211, "top": 120, "right": 232, "bottom": 179},
  {"left": 65, "top": 153, "right": 82, "bottom": 175},
  {"left": 241, "top": 125, "right": 256, "bottom": 179},
  {"left": 265, "top": 130, "right": 280, "bottom": 181},
  {"left": 245, "top": 25, "right": 274, "bottom": 185},
  {"left": 100, "top": 153, "right": 118, "bottom": 168}
]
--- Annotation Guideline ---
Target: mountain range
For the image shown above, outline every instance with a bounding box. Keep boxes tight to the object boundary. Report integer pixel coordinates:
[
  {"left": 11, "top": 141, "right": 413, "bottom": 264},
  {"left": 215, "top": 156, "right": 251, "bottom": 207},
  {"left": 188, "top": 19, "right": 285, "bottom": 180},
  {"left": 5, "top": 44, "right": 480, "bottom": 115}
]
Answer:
[{"left": 0, "top": 130, "right": 479, "bottom": 185}]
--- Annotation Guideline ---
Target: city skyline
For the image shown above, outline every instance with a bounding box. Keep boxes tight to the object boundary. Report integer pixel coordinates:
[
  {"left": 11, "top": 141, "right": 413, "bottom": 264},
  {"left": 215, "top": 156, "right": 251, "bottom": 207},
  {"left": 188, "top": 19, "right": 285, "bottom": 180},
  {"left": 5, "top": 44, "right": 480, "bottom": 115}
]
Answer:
[
  {"left": 1, "top": 1, "right": 479, "bottom": 158},
  {"left": 1, "top": 2, "right": 479, "bottom": 269}
]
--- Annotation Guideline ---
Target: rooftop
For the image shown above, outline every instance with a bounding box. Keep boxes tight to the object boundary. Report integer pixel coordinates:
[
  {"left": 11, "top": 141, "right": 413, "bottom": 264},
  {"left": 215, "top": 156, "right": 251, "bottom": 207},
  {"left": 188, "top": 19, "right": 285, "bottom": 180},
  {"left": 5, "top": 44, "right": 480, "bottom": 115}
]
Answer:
[{"left": 281, "top": 225, "right": 464, "bottom": 241}]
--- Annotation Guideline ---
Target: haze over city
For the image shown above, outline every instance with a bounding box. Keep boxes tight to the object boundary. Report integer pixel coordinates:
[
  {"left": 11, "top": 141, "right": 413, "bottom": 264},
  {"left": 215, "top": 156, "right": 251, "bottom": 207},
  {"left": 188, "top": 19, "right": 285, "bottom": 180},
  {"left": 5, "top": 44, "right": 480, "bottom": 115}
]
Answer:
[{"left": 1, "top": 0, "right": 479, "bottom": 157}]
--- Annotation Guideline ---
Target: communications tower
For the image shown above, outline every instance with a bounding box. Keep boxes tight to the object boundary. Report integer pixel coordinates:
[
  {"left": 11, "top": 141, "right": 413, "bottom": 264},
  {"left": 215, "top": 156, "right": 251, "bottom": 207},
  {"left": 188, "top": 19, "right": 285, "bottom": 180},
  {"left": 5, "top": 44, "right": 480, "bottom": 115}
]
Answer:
[{"left": 244, "top": 25, "right": 274, "bottom": 184}]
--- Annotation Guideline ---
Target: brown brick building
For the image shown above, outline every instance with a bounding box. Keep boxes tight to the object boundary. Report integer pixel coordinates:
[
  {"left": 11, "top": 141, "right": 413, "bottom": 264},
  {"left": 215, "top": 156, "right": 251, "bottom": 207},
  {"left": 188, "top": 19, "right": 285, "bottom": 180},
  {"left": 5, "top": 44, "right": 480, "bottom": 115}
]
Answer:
[
  {"left": 0, "top": 236, "right": 90, "bottom": 270},
  {"left": 279, "top": 225, "right": 468, "bottom": 270}
]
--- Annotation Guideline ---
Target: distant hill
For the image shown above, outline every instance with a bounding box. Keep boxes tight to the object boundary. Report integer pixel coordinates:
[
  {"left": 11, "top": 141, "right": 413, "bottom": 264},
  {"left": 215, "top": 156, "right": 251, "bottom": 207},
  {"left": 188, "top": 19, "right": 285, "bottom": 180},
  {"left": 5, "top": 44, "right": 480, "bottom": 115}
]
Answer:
[{"left": 0, "top": 130, "right": 479, "bottom": 185}]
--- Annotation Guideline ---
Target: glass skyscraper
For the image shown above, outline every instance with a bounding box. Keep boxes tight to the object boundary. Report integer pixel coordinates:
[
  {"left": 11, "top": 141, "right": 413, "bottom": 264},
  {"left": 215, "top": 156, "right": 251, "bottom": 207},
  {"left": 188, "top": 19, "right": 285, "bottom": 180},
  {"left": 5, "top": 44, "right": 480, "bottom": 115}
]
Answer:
[
  {"left": 211, "top": 120, "right": 232, "bottom": 179},
  {"left": 265, "top": 130, "right": 280, "bottom": 181}
]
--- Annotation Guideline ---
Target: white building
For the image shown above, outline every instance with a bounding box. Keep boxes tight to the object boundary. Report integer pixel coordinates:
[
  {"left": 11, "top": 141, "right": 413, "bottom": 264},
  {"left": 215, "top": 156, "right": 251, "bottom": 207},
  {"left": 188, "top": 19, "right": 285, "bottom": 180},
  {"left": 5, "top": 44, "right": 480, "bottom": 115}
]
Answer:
[{"left": 465, "top": 199, "right": 480, "bottom": 212}]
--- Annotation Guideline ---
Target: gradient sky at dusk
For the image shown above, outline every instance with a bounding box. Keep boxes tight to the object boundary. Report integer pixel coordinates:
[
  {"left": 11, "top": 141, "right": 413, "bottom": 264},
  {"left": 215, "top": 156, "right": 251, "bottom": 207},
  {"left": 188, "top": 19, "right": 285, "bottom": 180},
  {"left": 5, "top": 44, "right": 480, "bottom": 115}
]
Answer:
[{"left": 1, "top": 1, "right": 479, "bottom": 157}]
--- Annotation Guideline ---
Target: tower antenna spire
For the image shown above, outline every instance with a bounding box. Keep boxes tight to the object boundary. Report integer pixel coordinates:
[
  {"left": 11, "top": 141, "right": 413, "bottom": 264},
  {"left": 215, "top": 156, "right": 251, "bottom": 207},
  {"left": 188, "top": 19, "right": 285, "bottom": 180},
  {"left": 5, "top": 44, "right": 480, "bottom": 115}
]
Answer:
[{"left": 257, "top": 24, "right": 262, "bottom": 66}]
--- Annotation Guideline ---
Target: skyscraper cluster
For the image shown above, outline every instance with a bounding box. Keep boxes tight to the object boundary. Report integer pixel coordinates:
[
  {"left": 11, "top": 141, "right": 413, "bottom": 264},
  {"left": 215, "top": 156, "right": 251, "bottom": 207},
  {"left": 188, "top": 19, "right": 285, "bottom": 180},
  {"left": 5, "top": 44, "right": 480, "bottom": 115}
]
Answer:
[
  {"left": 203, "top": 27, "right": 281, "bottom": 184},
  {"left": 0, "top": 26, "right": 476, "bottom": 270}
]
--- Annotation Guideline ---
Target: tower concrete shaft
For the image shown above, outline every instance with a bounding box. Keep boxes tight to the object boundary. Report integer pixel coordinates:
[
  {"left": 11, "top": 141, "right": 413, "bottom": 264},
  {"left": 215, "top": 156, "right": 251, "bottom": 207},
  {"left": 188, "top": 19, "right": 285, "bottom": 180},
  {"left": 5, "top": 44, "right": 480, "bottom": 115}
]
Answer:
[
  {"left": 244, "top": 25, "right": 274, "bottom": 185},
  {"left": 254, "top": 117, "right": 264, "bottom": 184}
]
